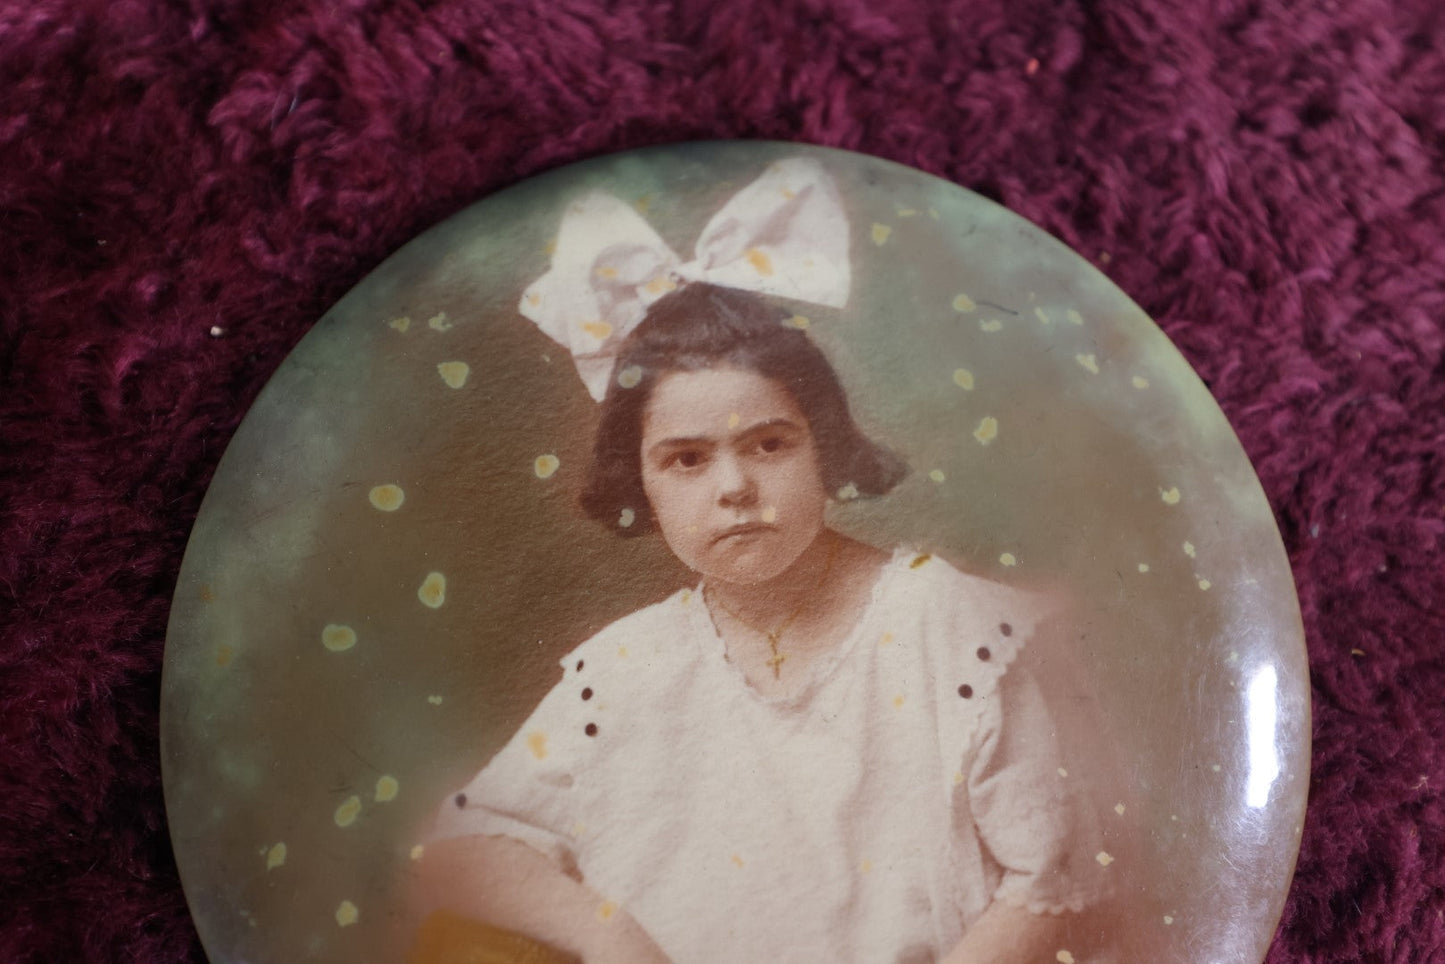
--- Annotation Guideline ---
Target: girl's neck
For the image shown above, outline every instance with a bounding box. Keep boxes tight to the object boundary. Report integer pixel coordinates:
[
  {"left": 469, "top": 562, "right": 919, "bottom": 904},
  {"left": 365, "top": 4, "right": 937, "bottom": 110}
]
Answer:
[{"left": 703, "top": 532, "right": 890, "bottom": 695}]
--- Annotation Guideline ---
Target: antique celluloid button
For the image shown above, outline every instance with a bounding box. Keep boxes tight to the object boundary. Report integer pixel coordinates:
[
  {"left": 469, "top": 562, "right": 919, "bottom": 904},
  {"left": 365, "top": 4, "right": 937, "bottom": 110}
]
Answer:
[{"left": 163, "top": 143, "right": 1308, "bottom": 964}]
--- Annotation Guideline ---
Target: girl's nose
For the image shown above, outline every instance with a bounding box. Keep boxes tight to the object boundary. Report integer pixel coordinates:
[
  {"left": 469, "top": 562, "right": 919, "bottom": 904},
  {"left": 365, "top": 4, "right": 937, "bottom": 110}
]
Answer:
[{"left": 715, "top": 453, "right": 757, "bottom": 506}]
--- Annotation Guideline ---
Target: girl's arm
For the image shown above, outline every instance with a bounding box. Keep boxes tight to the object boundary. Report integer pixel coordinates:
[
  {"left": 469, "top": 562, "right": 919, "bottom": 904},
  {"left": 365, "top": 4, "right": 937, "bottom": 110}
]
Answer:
[{"left": 413, "top": 833, "right": 670, "bottom": 964}]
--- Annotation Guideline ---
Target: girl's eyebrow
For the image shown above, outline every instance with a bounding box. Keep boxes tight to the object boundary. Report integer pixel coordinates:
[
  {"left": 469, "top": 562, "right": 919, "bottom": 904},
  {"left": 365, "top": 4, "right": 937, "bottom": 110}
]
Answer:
[
  {"left": 735, "top": 417, "right": 806, "bottom": 437},
  {"left": 645, "top": 434, "right": 717, "bottom": 458},
  {"left": 645, "top": 418, "right": 806, "bottom": 458}
]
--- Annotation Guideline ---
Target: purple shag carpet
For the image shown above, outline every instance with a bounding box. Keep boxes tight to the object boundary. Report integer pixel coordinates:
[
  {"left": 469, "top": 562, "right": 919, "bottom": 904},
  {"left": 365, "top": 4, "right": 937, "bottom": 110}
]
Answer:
[{"left": 2, "top": 0, "right": 1443, "bottom": 960}]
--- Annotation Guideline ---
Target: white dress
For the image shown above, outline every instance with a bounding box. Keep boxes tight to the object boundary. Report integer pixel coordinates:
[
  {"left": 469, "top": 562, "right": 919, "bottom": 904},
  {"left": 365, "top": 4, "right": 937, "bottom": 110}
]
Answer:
[{"left": 431, "top": 549, "right": 1109, "bottom": 963}]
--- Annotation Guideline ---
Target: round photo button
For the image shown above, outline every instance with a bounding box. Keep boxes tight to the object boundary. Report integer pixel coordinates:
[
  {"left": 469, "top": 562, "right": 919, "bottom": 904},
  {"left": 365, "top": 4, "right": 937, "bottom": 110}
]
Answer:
[{"left": 162, "top": 142, "right": 1309, "bottom": 964}]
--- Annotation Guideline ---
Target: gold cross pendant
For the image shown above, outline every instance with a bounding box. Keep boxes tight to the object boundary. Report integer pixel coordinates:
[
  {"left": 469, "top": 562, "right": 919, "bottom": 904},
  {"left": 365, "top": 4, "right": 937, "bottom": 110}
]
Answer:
[
  {"left": 766, "top": 650, "right": 787, "bottom": 679},
  {"left": 765, "top": 632, "right": 787, "bottom": 679}
]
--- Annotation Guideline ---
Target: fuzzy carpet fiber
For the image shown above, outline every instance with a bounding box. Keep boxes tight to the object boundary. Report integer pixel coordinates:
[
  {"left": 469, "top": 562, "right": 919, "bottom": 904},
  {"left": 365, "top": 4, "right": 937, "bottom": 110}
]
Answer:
[{"left": 3, "top": 0, "right": 1444, "bottom": 961}]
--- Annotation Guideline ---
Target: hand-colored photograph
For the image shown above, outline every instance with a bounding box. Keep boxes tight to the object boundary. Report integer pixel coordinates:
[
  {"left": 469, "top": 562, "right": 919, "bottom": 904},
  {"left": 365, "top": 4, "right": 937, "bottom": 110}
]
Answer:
[{"left": 162, "top": 143, "right": 1308, "bottom": 964}]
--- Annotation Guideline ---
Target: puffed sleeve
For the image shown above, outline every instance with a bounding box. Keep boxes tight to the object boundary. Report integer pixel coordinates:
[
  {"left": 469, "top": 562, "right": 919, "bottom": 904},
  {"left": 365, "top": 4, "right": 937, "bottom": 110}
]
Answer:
[
  {"left": 428, "top": 656, "right": 599, "bottom": 869},
  {"left": 965, "top": 665, "right": 1111, "bottom": 914}
]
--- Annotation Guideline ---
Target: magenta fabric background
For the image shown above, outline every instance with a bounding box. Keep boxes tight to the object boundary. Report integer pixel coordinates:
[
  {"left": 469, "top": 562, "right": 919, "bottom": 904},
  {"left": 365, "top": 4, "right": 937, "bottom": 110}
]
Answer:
[{"left": 2, "top": 0, "right": 1443, "bottom": 961}]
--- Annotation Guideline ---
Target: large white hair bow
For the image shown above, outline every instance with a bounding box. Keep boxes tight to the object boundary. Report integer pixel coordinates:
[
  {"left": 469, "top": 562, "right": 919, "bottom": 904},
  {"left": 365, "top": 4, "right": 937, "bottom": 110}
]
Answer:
[{"left": 519, "top": 157, "right": 851, "bottom": 400}]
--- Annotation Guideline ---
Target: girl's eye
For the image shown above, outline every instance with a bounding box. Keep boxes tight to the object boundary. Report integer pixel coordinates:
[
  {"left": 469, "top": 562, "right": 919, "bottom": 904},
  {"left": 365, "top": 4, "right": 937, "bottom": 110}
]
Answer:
[
  {"left": 757, "top": 435, "right": 787, "bottom": 454},
  {"left": 673, "top": 450, "right": 704, "bottom": 469}
]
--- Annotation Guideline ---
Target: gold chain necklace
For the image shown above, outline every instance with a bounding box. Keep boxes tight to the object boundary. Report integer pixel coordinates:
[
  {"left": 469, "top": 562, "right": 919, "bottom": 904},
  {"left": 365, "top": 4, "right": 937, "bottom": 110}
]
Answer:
[{"left": 706, "top": 537, "right": 839, "bottom": 680}]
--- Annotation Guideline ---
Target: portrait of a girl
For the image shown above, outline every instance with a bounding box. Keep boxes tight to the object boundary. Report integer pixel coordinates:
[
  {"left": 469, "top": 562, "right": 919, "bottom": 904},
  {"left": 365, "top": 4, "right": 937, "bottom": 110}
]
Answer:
[{"left": 414, "top": 159, "right": 1115, "bottom": 963}]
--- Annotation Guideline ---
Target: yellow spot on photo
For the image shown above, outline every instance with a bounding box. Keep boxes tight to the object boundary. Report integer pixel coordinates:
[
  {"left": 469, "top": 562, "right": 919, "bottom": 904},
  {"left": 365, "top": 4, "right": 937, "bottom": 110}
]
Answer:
[
  {"left": 596, "top": 900, "right": 618, "bottom": 923},
  {"left": 375, "top": 775, "right": 400, "bottom": 803},
  {"left": 1034, "top": 307, "right": 1051, "bottom": 324},
  {"left": 418, "top": 571, "right": 447, "bottom": 609},
  {"left": 334, "top": 795, "right": 362, "bottom": 828},
  {"left": 1075, "top": 353, "right": 1099, "bottom": 374},
  {"left": 929, "top": 469, "right": 946, "bottom": 483},
  {"left": 582, "top": 320, "right": 613, "bottom": 340},
  {"left": 870, "top": 223, "right": 892, "bottom": 245},
  {"left": 437, "top": 361, "right": 470, "bottom": 389},
  {"left": 1095, "top": 851, "right": 1114, "bottom": 867},
  {"left": 427, "top": 312, "right": 451, "bottom": 332},
  {"left": 265, "top": 842, "right": 287, "bottom": 870},
  {"left": 1114, "top": 803, "right": 1126, "bottom": 816},
  {"left": 526, "top": 731, "right": 548, "bottom": 761},
  {"left": 952, "top": 368, "right": 974, "bottom": 390},
  {"left": 979, "top": 319, "right": 1003, "bottom": 332},
  {"left": 951, "top": 293, "right": 976, "bottom": 313},
  {"left": 745, "top": 247, "right": 774, "bottom": 275},
  {"left": 1160, "top": 486, "right": 1182, "bottom": 505},
  {"left": 783, "top": 314, "right": 810, "bottom": 330},
  {"left": 618, "top": 507, "right": 636, "bottom": 528},
  {"left": 1132, "top": 375, "right": 1150, "bottom": 389},
  {"left": 973, "top": 416, "right": 999, "bottom": 445},
  {"left": 617, "top": 365, "right": 643, "bottom": 388},
  {"left": 427, "top": 694, "right": 443, "bottom": 706},
  {"left": 999, "top": 552, "right": 1017, "bottom": 567},
  {"left": 1138, "top": 563, "right": 1150, "bottom": 573},
  {"left": 387, "top": 316, "right": 411, "bottom": 332},
  {"left": 1184, "top": 540, "right": 1197, "bottom": 557},
  {"left": 1066, "top": 309, "right": 1084, "bottom": 325},
  {"left": 1056, "top": 951, "right": 1076, "bottom": 964},
  {"left": 335, "top": 901, "right": 359, "bottom": 927},
  {"left": 410, "top": 845, "right": 425, "bottom": 860},
  {"left": 368, "top": 484, "right": 405, "bottom": 511},
  {"left": 761, "top": 506, "right": 778, "bottom": 523},
  {"left": 321, "top": 624, "right": 357, "bottom": 653},
  {"left": 534, "top": 454, "right": 561, "bottom": 479}
]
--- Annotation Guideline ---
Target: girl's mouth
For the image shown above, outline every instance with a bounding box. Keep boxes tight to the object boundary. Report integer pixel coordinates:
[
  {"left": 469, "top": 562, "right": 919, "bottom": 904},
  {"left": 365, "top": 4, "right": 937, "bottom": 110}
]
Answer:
[{"left": 712, "top": 522, "right": 774, "bottom": 544}]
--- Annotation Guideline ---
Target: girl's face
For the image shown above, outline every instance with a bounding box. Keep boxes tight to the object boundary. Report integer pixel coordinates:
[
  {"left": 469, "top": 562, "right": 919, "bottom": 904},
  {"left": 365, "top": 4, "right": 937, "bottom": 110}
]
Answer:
[{"left": 639, "top": 367, "right": 830, "bottom": 587}]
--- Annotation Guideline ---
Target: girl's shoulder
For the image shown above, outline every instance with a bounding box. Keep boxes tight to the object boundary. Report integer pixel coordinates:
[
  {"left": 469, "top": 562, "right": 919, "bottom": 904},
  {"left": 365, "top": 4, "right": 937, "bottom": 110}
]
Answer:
[
  {"left": 885, "top": 548, "right": 1058, "bottom": 626},
  {"left": 552, "top": 585, "right": 703, "bottom": 683},
  {"left": 881, "top": 548, "right": 1062, "bottom": 702}
]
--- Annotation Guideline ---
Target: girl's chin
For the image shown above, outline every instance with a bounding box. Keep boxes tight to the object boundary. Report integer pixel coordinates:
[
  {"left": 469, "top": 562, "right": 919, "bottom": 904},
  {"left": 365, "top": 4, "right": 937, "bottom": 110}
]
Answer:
[{"left": 696, "top": 547, "right": 806, "bottom": 588}]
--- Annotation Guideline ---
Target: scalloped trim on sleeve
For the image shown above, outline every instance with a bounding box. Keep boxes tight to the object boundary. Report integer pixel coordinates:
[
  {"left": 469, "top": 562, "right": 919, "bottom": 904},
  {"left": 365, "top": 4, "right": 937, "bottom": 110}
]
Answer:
[
  {"left": 428, "top": 796, "right": 575, "bottom": 867},
  {"left": 991, "top": 880, "right": 1096, "bottom": 916}
]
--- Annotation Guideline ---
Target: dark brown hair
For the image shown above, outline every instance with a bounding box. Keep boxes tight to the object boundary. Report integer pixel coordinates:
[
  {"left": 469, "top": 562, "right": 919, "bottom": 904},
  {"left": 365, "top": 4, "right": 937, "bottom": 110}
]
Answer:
[{"left": 580, "top": 284, "right": 907, "bottom": 535}]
